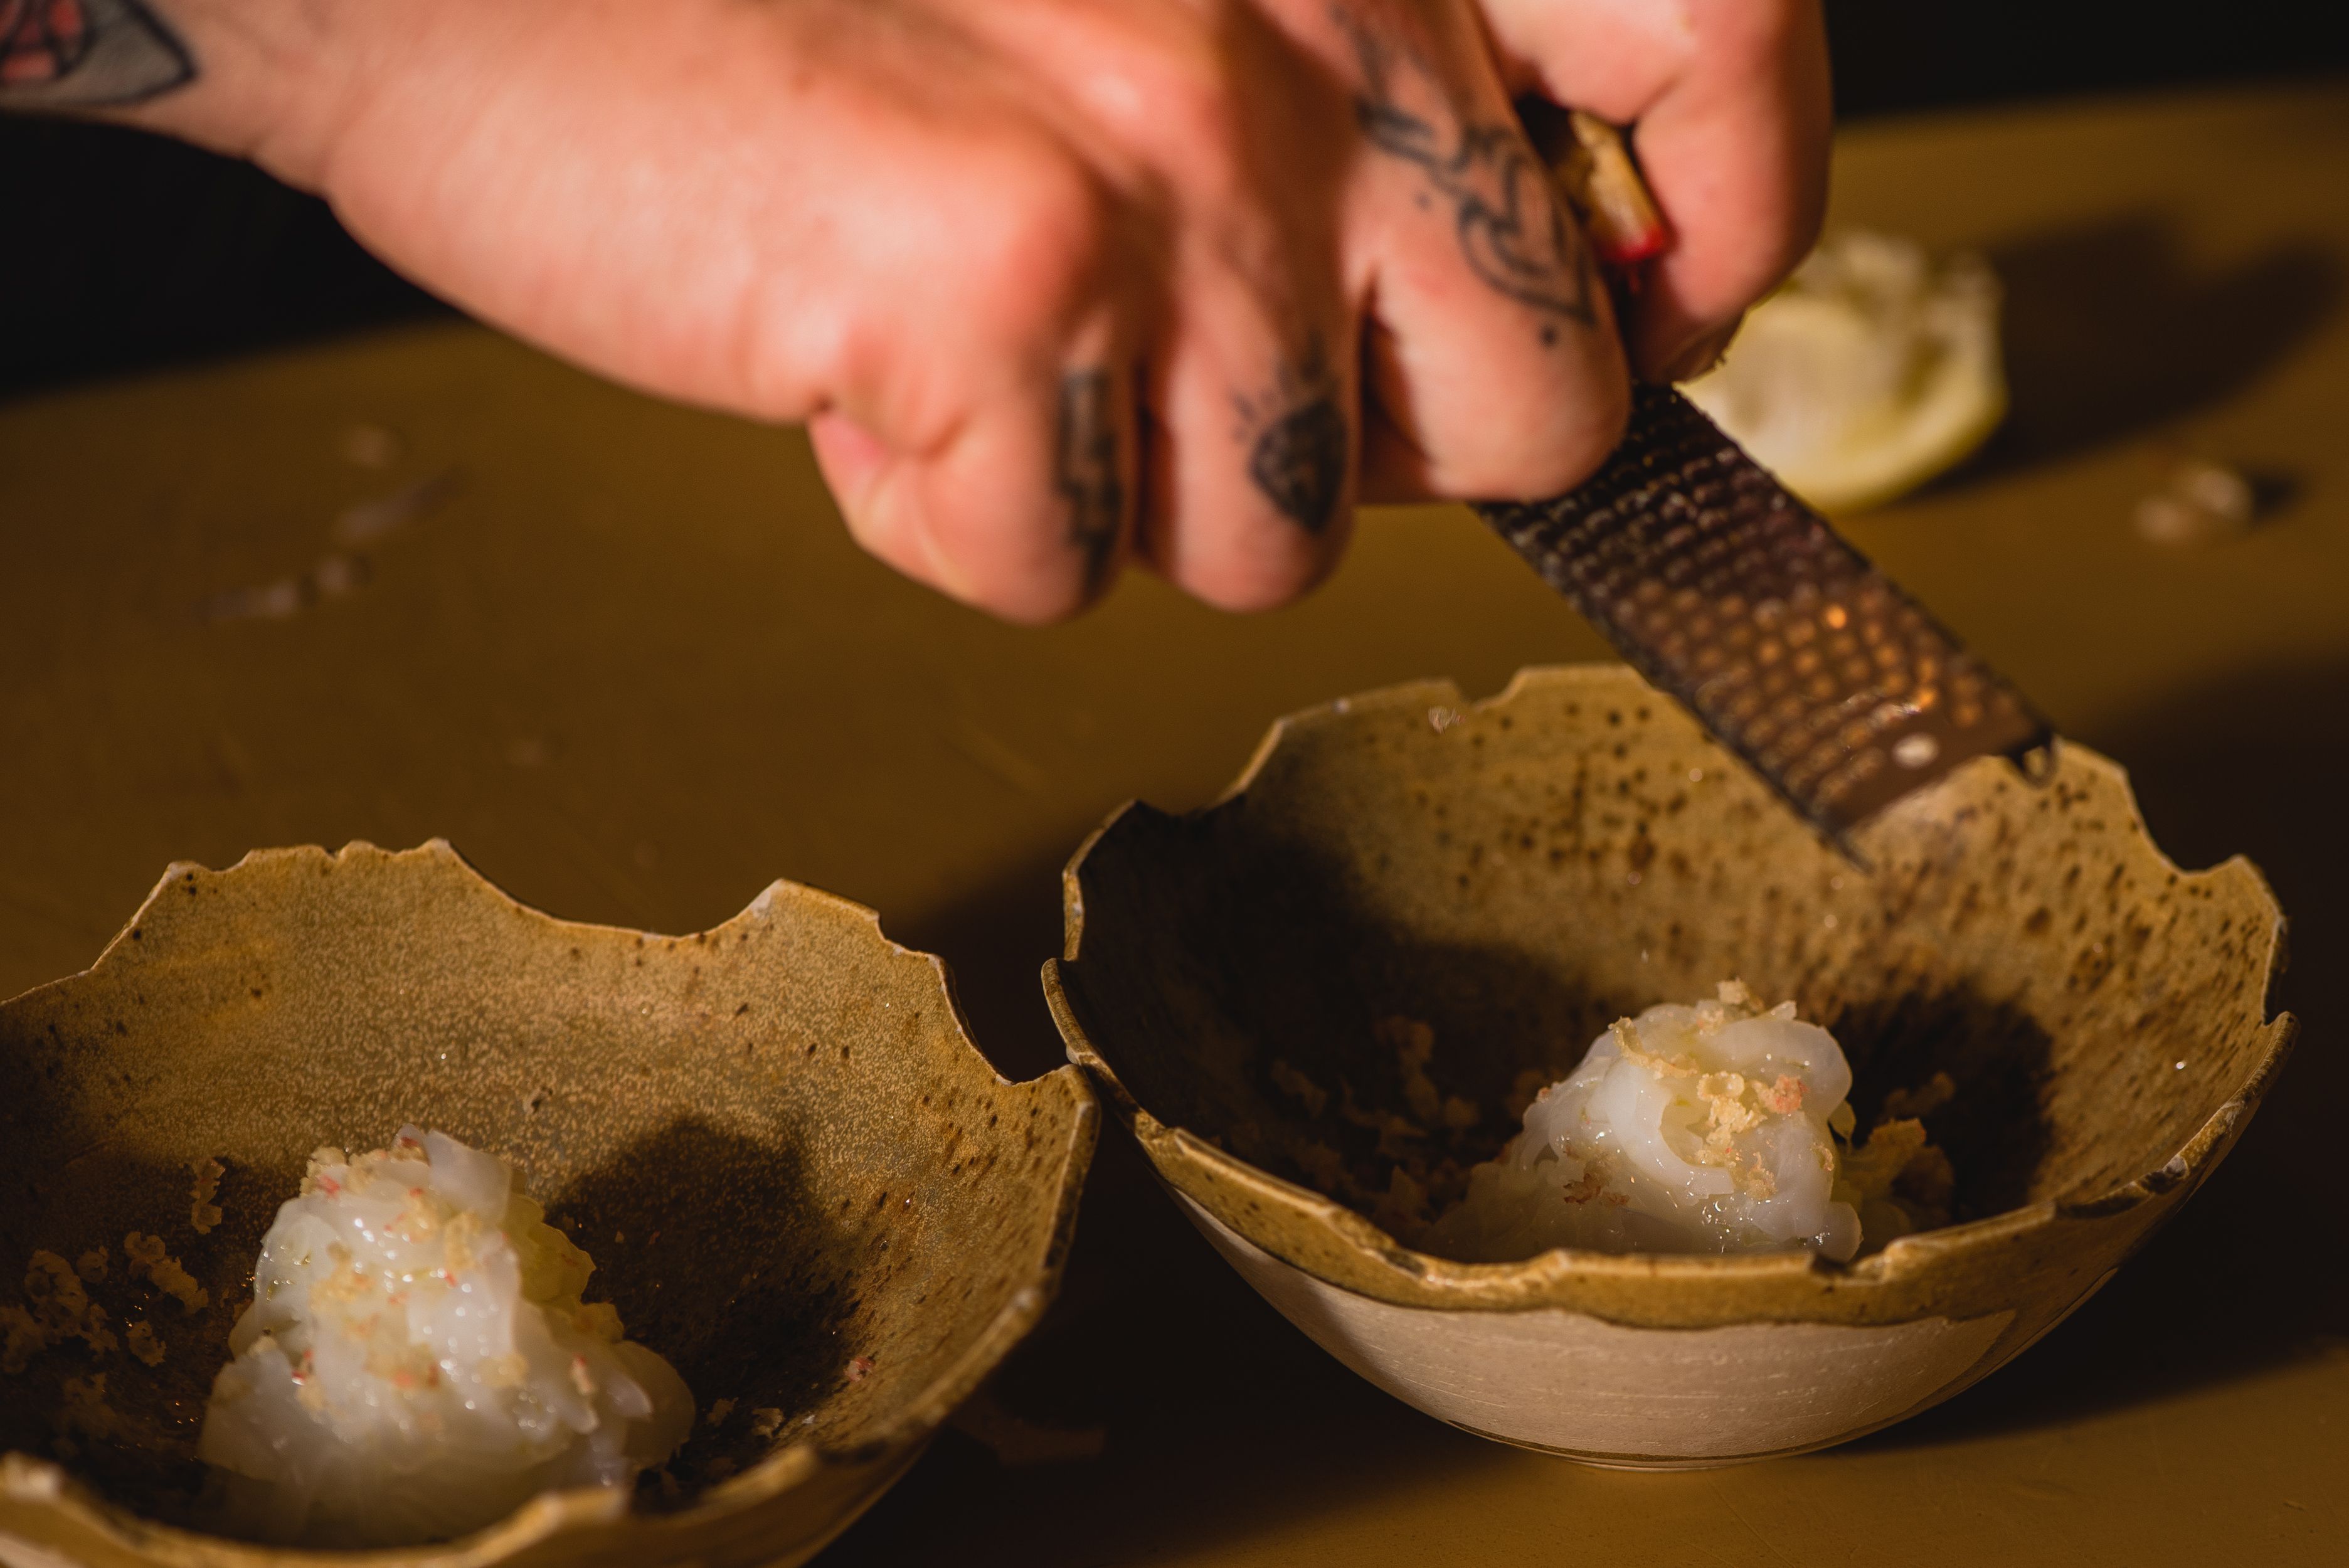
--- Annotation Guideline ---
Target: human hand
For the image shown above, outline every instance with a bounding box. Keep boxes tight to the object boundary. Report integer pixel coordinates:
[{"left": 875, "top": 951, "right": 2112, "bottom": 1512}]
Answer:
[
  {"left": 30, "top": 0, "right": 1827, "bottom": 622},
  {"left": 1478, "top": 0, "right": 1832, "bottom": 384}
]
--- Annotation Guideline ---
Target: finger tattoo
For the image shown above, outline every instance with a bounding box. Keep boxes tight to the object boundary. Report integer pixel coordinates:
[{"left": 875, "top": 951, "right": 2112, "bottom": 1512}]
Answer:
[
  {"left": 2, "top": 0, "right": 193, "bottom": 109},
  {"left": 1054, "top": 369, "right": 1125, "bottom": 592},
  {"left": 1335, "top": 9, "right": 1595, "bottom": 334},
  {"left": 1239, "top": 341, "right": 1349, "bottom": 536}
]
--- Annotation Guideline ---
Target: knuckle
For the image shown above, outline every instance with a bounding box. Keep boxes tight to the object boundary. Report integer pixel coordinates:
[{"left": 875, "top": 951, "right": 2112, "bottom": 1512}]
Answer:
[
  {"left": 1075, "top": 18, "right": 1253, "bottom": 204},
  {"left": 1704, "top": 0, "right": 1816, "bottom": 70},
  {"left": 949, "top": 144, "right": 1116, "bottom": 339},
  {"left": 1138, "top": 65, "right": 1249, "bottom": 202}
]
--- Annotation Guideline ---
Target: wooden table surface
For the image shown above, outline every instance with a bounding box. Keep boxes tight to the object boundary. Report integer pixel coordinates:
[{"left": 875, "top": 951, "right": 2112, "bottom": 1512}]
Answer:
[{"left": 5, "top": 80, "right": 2346, "bottom": 1568}]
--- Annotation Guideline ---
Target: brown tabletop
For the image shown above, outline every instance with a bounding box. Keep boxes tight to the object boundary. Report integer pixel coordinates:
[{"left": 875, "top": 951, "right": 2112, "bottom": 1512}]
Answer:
[{"left": 5, "top": 80, "right": 2345, "bottom": 1568}]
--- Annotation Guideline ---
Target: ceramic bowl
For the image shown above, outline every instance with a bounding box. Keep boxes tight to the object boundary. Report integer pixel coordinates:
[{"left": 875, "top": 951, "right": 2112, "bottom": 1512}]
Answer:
[
  {"left": 1046, "top": 665, "right": 2293, "bottom": 1468},
  {"left": 0, "top": 841, "right": 1095, "bottom": 1566}
]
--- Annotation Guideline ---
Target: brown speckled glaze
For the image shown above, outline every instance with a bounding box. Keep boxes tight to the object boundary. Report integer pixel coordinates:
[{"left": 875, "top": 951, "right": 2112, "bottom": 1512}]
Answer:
[
  {"left": 1046, "top": 665, "right": 2293, "bottom": 1461},
  {"left": 0, "top": 841, "right": 1095, "bottom": 1567}
]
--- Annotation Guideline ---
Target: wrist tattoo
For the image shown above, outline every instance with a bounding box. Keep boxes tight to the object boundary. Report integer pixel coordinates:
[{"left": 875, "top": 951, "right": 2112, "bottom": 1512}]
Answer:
[
  {"left": 1336, "top": 10, "right": 1594, "bottom": 336},
  {"left": 1239, "top": 341, "right": 1349, "bottom": 536},
  {"left": 3, "top": 0, "right": 193, "bottom": 110},
  {"left": 1054, "top": 369, "right": 1125, "bottom": 592}
]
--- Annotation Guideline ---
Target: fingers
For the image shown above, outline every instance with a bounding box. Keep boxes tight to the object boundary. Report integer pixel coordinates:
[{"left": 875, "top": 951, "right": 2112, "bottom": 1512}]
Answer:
[
  {"left": 1330, "top": 8, "right": 1629, "bottom": 501},
  {"left": 1618, "top": 1, "right": 1830, "bottom": 383},
  {"left": 986, "top": 0, "right": 1360, "bottom": 613},
  {"left": 810, "top": 0, "right": 1358, "bottom": 619},
  {"left": 805, "top": 121, "right": 1142, "bottom": 625},
  {"left": 810, "top": 357, "right": 1137, "bottom": 624},
  {"left": 810, "top": 0, "right": 1801, "bottom": 617},
  {"left": 805, "top": 0, "right": 1673, "bottom": 617},
  {"left": 1137, "top": 248, "right": 1359, "bottom": 613},
  {"left": 1478, "top": 0, "right": 1833, "bottom": 383},
  {"left": 812, "top": 348, "right": 1138, "bottom": 626}
]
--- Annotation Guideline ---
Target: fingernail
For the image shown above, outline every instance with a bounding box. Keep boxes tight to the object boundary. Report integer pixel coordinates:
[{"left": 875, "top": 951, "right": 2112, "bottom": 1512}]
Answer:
[{"left": 1658, "top": 319, "right": 1743, "bottom": 385}]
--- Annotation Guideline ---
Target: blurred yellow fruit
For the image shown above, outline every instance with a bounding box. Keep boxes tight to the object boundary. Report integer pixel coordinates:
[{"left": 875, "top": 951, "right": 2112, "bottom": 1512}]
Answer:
[{"left": 1682, "top": 231, "right": 2007, "bottom": 514}]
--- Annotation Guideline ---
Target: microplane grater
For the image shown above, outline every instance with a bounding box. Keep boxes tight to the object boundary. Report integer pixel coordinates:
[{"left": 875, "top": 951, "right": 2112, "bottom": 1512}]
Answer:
[{"left": 1474, "top": 384, "right": 2052, "bottom": 854}]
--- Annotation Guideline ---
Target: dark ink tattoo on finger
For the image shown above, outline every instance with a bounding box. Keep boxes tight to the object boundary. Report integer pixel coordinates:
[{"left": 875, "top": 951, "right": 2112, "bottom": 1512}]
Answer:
[
  {"left": 1335, "top": 11, "right": 1595, "bottom": 332},
  {"left": 1054, "top": 369, "right": 1125, "bottom": 592},
  {"left": 1237, "top": 341, "right": 1349, "bottom": 536},
  {"left": 1250, "top": 399, "right": 1348, "bottom": 534},
  {"left": 2, "top": 0, "right": 193, "bottom": 109}
]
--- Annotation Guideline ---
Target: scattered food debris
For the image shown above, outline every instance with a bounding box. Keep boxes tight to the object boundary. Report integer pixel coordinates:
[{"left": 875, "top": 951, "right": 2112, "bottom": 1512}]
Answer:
[
  {"left": 126, "top": 1322, "right": 166, "bottom": 1368},
  {"left": 1268, "top": 1059, "right": 1328, "bottom": 1119},
  {"left": 1260, "top": 1019, "right": 1492, "bottom": 1243},
  {"left": 48, "top": 1367, "right": 198, "bottom": 1461},
  {"left": 198, "top": 554, "right": 369, "bottom": 623},
  {"left": 1381, "top": 1016, "right": 1480, "bottom": 1132},
  {"left": 1880, "top": 1071, "right": 1958, "bottom": 1123},
  {"left": 55, "top": 1374, "right": 128, "bottom": 1447},
  {"left": 331, "top": 469, "right": 462, "bottom": 548},
  {"left": 198, "top": 469, "right": 460, "bottom": 623},
  {"left": 5, "top": 1251, "right": 119, "bottom": 1370},
  {"left": 190, "top": 1157, "right": 226, "bottom": 1235},
  {"left": 1838, "top": 1089, "right": 1959, "bottom": 1250},
  {"left": 748, "top": 1407, "right": 785, "bottom": 1439},
  {"left": 705, "top": 1398, "right": 736, "bottom": 1428},
  {"left": 2136, "top": 450, "right": 2256, "bottom": 546},
  {"left": 3, "top": 1305, "right": 56, "bottom": 1373},
  {"left": 124, "top": 1233, "right": 208, "bottom": 1314}
]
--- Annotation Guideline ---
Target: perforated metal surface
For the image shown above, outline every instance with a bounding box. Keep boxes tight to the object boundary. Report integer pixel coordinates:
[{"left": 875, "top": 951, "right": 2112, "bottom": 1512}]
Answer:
[{"left": 1477, "top": 387, "right": 2050, "bottom": 849}]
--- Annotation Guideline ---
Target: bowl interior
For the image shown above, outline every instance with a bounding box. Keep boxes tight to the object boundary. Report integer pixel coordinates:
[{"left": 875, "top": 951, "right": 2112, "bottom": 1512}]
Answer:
[
  {"left": 1058, "top": 668, "right": 2285, "bottom": 1264},
  {"left": 0, "top": 842, "right": 1092, "bottom": 1543}
]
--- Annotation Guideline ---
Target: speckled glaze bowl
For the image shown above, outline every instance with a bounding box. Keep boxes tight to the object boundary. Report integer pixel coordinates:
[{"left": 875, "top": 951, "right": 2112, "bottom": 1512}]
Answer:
[
  {"left": 0, "top": 841, "right": 1095, "bottom": 1567},
  {"left": 1045, "top": 665, "right": 2293, "bottom": 1468}
]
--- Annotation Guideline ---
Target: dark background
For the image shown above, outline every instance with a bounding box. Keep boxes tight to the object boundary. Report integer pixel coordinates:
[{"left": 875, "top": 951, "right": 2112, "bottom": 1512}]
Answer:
[{"left": 6, "top": 1, "right": 2348, "bottom": 401}]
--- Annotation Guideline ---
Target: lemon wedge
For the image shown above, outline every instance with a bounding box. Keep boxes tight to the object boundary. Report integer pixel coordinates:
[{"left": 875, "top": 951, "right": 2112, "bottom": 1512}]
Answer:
[{"left": 1682, "top": 230, "right": 2007, "bottom": 514}]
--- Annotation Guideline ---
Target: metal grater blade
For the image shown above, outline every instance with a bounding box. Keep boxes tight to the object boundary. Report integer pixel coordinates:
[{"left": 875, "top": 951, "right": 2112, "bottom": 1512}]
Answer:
[{"left": 1475, "top": 384, "right": 2052, "bottom": 856}]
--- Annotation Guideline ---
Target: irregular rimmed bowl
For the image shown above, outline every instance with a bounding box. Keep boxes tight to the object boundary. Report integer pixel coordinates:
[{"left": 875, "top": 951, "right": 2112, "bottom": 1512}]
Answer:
[
  {"left": 1045, "top": 665, "right": 2293, "bottom": 1467},
  {"left": 0, "top": 840, "right": 1095, "bottom": 1565}
]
